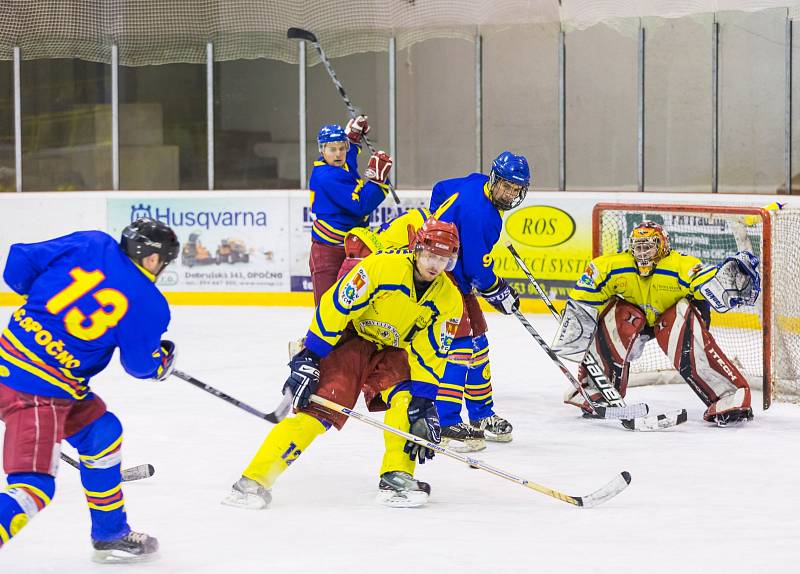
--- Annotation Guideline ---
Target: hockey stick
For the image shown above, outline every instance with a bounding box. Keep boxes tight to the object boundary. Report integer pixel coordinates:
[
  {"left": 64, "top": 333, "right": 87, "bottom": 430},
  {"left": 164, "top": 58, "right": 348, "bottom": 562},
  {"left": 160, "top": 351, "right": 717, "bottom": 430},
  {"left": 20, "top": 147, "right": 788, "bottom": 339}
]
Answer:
[
  {"left": 172, "top": 370, "right": 292, "bottom": 424},
  {"left": 60, "top": 452, "right": 155, "bottom": 483},
  {"left": 506, "top": 242, "right": 688, "bottom": 430},
  {"left": 310, "top": 394, "right": 631, "bottom": 508},
  {"left": 287, "top": 26, "right": 401, "bottom": 206}
]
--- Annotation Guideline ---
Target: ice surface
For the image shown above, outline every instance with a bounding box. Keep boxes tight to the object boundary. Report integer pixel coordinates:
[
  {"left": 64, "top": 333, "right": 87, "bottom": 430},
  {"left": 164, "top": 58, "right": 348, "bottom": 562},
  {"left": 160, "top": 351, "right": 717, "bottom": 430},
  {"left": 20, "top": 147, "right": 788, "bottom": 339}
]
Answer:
[{"left": 2, "top": 306, "right": 799, "bottom": 573}]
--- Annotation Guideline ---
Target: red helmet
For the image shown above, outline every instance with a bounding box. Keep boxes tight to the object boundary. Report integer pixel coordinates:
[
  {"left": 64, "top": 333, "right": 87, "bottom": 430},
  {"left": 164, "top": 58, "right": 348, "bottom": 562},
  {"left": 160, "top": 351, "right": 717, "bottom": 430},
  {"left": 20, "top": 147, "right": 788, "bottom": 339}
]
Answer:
[{"left": 411, "top": 218, "right": 460, "bottom": 271}]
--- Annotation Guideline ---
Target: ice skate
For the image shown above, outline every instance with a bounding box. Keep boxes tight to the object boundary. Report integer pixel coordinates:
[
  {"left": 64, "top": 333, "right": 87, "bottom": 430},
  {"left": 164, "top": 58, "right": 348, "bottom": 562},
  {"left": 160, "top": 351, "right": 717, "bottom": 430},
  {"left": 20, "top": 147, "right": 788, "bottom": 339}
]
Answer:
[
  {"left": 440, "top": 422, "right": 486, "bottom": 452},
  {"left": 91, "top": 531, "right": 159, "bottom": 563},
  {"left": 377, "top": 471, "right": 431, "bottom": 508},
  {"left": 470, "top": 413, "right": 513, "bottom": 442},
  {"left": 222, "top": 476, "right": 272, "bottom": 510}
]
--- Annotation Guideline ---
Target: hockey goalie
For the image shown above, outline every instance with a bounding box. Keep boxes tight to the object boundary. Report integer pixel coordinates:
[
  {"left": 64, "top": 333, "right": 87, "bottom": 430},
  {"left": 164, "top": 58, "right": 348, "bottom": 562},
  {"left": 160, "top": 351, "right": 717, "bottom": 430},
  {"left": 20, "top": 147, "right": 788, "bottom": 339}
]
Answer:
[{"left": 552, "top": 220, "right": 761, "bottom": 426}]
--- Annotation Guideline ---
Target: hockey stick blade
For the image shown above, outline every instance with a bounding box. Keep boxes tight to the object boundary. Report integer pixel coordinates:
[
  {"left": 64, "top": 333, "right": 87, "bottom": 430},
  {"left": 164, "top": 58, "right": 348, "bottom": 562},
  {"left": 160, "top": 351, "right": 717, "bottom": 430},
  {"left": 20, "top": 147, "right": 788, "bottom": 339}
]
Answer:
[
  {"left": 287, "top": 27, "right": 318, "bottom": 43},
  {"left": 593, "top": 403, "right": 649, "bottom": 420},
  {"left": 574, "top": 471, "right": 631, "bottom": 508},
  {"left": 621, "top": 408, "right": 688, "bottom": 431},
  {"left": 121, "top": 464, "right": 155, "bottom": 482}
]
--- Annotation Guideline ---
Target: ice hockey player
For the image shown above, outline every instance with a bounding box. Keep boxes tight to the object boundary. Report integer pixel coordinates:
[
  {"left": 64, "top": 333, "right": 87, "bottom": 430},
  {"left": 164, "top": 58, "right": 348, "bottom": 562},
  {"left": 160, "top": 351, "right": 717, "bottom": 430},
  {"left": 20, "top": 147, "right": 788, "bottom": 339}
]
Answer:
[
  {"left": 0, "top": 218, "right": 179, "bottom": 562},
  {"left": 429, "top": 151, "right": 530, "bottom": 450},
  {"left": 224, "top": 218, "right": 462, "bottom": 509},
  {"left": 553, "top": 220, "right": 760, "bottom": 426},
  {"left": 308, "top": 116, "right": 394, "bottom": 303}
]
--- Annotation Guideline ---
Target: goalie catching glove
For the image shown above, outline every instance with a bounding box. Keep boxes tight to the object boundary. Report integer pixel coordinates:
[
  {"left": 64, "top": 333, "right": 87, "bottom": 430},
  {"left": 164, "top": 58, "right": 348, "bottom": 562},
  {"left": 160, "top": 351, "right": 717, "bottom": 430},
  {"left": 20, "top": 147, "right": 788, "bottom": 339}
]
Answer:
[
  {"left": 698, "top": 251, "right": 761, "bottom": 313},
  {"left": 552, "top": 300, "right": 599, "bottom": 362},
  {"left": 404, "top": 396, "right": 441, "bottom": 464},
  {"left": 283, "top": 348, "right": 321, "bottom": 409}
]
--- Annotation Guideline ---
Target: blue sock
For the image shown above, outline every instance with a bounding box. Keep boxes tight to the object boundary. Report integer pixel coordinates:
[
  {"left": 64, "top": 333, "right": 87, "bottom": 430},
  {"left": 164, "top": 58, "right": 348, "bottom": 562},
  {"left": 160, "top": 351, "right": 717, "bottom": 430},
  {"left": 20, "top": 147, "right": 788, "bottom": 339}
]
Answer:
[
  {"left": 435, "top": 336, "right": 472, "bottom": 427},
  {"left": 465, "top": 334, "right": 495, "bottom": 422},
  {"left": 0, "top": 472, "right": 55, "bottom": 547}
]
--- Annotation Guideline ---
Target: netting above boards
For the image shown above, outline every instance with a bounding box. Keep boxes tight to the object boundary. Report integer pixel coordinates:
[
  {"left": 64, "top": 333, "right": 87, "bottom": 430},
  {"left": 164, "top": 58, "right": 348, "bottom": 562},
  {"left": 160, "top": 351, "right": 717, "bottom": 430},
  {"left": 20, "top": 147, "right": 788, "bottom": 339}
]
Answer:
[{"left": 2, "top": 1, "right": 800, "bottom": 65}]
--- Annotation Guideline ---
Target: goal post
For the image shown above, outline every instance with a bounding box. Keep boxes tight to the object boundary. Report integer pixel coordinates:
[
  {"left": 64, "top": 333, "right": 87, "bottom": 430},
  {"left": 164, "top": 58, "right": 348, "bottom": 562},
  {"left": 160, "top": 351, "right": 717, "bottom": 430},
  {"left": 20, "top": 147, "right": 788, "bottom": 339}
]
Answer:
[{"left": 592, "top": 202, "right": 800, "bottom": 410}]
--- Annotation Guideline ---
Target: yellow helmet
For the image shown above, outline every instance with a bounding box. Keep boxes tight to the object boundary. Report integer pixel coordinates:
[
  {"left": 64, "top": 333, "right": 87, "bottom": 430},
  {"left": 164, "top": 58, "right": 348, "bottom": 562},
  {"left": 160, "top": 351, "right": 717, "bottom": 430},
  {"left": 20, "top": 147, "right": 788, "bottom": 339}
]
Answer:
[{"left": 629, "top": 220, "right": 670, "bottom": 276}]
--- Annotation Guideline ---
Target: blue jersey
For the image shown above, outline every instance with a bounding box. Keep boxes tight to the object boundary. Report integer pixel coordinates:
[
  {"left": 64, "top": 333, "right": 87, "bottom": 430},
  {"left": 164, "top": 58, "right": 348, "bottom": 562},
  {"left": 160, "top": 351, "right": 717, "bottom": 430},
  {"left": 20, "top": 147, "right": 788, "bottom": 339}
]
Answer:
[
  {"left": 0, "top": 231, "right": 171, "bottom": 400},
  {"left": 309, "top": 144, "right": 389, "bottom": 246},
  {"left": 430, "top": 173, "right": 502, "bottom": 294}
]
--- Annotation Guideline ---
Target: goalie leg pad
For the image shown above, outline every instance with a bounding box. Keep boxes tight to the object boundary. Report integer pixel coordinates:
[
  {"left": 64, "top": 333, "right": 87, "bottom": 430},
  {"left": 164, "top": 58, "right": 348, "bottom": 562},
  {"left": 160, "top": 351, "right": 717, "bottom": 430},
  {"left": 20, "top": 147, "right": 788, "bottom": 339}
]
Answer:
[
  {"left": 569, "top": 298, "right": 646, "bottom": 409},
  {"left": 654, "top": 299, "right": 752, "bottom": 421}
]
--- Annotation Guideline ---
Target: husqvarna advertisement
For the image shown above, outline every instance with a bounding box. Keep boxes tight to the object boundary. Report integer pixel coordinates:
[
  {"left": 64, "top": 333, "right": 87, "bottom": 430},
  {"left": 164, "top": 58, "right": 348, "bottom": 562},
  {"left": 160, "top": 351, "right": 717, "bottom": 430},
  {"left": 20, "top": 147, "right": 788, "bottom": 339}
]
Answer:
[{"left": 106, "top": 198, "right": 291, "bottom": 291}]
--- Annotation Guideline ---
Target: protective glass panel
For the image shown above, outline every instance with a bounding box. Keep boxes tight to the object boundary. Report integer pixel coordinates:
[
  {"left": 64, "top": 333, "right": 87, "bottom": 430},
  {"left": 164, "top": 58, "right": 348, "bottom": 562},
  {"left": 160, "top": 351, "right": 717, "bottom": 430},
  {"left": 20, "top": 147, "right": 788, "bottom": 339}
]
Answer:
[
  {"left": 483, "top": 23, "right": 559, "bottom": 190},
  {"left": 718, "top": 8, "right": 785, "bottom": 194},
  {"left": 20, "top": 58, "right": 111, "bottom": 191},
  {"left": 644, "top": 14, "right": 713, "bottom": 192},
  {"left": 216, "top": 59, "right": 299, "bottom": 189},
  {"left": 565, "top": 21, "right": 638, "bottom": 190},
  {"left": 119, "top": 63, "right": 207, "bottom": 190},
  {"left": 0, "top": 60, "right": 12, "bottom": 192}
]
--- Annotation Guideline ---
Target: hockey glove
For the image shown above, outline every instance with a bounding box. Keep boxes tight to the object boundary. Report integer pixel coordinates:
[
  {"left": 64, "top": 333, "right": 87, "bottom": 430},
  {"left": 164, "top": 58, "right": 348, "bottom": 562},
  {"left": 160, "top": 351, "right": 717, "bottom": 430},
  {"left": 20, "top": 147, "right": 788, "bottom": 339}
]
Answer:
[
  {"left": 404, "top": 396, "right": 441, "bottom": 464},
  {"left": 698, "top": 251, "right": 761, "bottom": 312},
  {"left": 364, "top": 151, "right": 393, "bottom": 183},
  {"left": 345, "top": 115, "right": 370, "bottom": 145},
  {"left": 283, "top": 348, "right": 321, "bottom": 410},
  {"left": 152, "top": 340, "right": 176, "bottom": 381},
  {"left": 479, "top": 278, "right": 520, "bottom": 315}
]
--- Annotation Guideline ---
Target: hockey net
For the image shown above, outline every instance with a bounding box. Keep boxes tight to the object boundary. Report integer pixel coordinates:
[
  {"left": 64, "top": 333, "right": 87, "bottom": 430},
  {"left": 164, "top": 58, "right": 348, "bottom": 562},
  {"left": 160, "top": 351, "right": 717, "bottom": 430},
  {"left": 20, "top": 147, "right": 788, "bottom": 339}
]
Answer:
[{"left": 592, "top": 202, "right": 800, "bottom": 409}]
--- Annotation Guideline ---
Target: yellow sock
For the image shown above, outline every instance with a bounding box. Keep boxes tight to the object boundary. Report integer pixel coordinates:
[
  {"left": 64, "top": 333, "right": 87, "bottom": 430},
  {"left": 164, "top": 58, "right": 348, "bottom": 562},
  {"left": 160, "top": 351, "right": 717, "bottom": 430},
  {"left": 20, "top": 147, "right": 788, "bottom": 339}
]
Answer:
[
  {"left": 242, "top": 412, "right": 327, "bottom": 488},
  {"left": 379, "top": 389, "right": 416, "bottom": 477}
]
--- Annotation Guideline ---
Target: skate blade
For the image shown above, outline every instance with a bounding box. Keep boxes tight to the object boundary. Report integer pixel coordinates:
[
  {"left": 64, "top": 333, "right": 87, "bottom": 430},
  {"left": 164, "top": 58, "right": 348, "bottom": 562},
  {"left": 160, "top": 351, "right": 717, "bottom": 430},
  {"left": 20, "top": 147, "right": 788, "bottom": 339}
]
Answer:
[
  {"left": 92, "top": 549, "right": 160, "bottom": 564},
  {"left": 483, "top": 432, "right": 513, "bottom": 443},
  {"left": 376, "top": 490, "right": 428, "bottom": 508},
  {"left": 221, "top": 490, "right": 270, "bottom": 510},
  {"left": 440, "top": 437, "right": 486, "bottom": 453}
]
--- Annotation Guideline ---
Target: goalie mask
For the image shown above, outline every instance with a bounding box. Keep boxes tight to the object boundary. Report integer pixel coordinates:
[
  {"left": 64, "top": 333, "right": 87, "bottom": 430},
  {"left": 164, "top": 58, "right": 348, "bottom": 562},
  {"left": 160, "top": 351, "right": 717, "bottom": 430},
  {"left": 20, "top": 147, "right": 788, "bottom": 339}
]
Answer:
[
  {"left": 410, "top": 218, "right": 460, "bottom": 273},
  {"left": 629, "top": 221, "right": 670, "bottom": 277}
]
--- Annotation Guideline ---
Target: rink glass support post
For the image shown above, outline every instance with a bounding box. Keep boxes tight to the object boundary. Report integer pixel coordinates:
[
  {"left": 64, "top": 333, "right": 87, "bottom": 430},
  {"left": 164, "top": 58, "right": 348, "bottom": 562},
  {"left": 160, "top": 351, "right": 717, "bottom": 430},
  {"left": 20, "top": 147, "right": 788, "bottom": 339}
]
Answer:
[
  {"left": 558, "top": 29, "right": 566, "bottom": 191},
  {"left": 637, "top": 22, "right": 645, "bottom": 193},
  {"left": 711, "top": 17, "right": 719, "bottom": 194},
  {"left": 785, "top": 15, "right": 793, "bottom": 196},
  {"left": 389, "top": 37, "right": 397, "bottom": 187},
  {"left": 111, "top": 44, "right": 120, "bottom": 191},
  {"left": 13, "top": 46, "right": 22, "bottom": 192},
  {"left": 299, "top": 40, "right": 307, "bottom": 189},
  {"left": 475, "top": 32, "right": 483, "bottom": 173},
  {"left": 207, "top": 41, "right": 215, "bottom": 191}
]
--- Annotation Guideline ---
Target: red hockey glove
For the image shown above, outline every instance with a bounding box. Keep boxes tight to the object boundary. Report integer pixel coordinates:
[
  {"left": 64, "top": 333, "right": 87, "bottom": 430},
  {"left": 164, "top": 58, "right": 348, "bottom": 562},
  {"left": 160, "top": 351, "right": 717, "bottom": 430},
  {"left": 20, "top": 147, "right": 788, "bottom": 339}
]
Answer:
[
  {"left": 364, "top": 151, "right": 393, "bottom": 183},
  {"left": 345, "top": 115, "right": 370, "bottom": 144}
]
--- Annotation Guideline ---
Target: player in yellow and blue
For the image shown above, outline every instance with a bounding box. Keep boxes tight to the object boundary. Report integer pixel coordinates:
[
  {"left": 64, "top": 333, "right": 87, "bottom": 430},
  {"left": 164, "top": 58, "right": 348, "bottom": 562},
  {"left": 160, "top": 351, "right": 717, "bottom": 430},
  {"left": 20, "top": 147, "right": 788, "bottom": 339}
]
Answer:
[
  {"left": 552, "top": 221, "right": 759, "bottom": 426},
  {"left": 308, "top": 118, "right": 394, "bottom": 304},
  {"left": 0, "top": 218, "right": 178, "bottom": 562},
  {"left": 430, "top": 151, "right": 530, "bottom": 450},
  {"left": 225, "top": 219, "right": 463, "bottom": 509}
]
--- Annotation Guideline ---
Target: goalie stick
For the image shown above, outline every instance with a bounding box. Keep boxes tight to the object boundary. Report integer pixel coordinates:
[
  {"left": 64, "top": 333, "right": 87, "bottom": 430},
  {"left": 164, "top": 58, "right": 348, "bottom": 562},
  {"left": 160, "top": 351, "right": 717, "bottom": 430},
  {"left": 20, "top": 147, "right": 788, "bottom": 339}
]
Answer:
[
  {"left": 172, "top": 370, "right": 292, "bottom": 424},
  {"left": 310, "top": 394, "right": 631, "bottom": 508},
  {"left": 60, "top": 453, "right": 154, "bottom": 483},
  {"left": 287, "top": 27, "right": 401, "bottom": 206},
  {"left": 506, "top": 242, "right": 688, "bottom": 431}
]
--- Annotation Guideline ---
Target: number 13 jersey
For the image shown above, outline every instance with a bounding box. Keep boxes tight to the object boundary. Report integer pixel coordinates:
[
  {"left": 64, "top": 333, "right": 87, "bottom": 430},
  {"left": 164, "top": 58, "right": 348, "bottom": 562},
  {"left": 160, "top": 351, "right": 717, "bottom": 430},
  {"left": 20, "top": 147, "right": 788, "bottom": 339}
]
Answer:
[{"left": 1, "top": 230, "right": 171, "bottom": 400}]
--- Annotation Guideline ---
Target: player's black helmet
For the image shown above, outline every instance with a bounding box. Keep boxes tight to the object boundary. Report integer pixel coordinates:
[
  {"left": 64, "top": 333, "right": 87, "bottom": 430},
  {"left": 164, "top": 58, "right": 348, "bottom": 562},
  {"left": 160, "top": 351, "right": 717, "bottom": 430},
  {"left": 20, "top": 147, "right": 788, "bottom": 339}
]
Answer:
[{"left": 120, "top": 218, "right": 180, "bottom": 267}]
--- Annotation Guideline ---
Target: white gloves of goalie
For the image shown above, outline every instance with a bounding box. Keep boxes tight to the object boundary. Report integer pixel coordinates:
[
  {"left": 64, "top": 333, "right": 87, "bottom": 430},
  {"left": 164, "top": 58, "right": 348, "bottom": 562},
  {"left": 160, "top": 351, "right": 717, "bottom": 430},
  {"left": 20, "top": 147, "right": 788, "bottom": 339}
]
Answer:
[
  {"left": 551, "top": 300, "right": 599, "bottom": 362},
  {"left": 698, "top": 251, "right": 761, "bottom": 313}
]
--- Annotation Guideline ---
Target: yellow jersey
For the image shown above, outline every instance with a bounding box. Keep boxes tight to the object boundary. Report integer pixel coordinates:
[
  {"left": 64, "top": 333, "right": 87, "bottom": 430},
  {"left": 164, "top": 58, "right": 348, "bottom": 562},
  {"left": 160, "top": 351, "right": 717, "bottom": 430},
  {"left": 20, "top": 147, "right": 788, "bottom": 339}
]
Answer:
[
  {"left": 570, "top": 250, "right": 718, "bottom": 326},
  {"left": 304, "top": 250, "right": 463, "bottom": 398}
]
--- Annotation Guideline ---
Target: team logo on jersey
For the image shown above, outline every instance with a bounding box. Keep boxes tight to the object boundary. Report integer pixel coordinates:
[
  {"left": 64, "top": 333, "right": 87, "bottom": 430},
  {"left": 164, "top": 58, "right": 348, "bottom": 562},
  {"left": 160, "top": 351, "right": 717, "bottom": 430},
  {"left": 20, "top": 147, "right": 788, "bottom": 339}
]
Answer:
[
  {"left": 688, "top": 263, "right": 704, "bottom": 278},
  {"left": 439, "top": 319, "right": 460, "bottom": 352},
  {"left": 577, "top": 263, "right": 597, "bottom": 288},
  {"left": 339, "top": 268, "right": 369, "bottom": 307},
  {"left": 359, "top": 320, "right": 400, "bottom": 346}
]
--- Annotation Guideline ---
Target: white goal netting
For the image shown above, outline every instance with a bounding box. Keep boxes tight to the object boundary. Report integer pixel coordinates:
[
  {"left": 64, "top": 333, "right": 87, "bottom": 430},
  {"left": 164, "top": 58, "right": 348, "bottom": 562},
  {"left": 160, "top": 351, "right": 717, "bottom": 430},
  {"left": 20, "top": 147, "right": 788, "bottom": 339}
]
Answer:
[{"left": 594, "top": 203, "right": 800, "bottom": 408}]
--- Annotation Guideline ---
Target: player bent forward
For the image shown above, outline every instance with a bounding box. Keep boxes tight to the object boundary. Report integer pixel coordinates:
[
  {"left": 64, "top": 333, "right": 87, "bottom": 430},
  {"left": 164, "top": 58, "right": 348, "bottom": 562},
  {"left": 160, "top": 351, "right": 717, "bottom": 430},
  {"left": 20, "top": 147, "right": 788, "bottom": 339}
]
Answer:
[
  {"left": 224, "top": 219, "right": 463, "bottom": 509},
  {"left": 0, "top": 219, "right": 179, "bottom": 562},
  {"left": 553, "top": 221, "right": 760, "bottom": 426}
]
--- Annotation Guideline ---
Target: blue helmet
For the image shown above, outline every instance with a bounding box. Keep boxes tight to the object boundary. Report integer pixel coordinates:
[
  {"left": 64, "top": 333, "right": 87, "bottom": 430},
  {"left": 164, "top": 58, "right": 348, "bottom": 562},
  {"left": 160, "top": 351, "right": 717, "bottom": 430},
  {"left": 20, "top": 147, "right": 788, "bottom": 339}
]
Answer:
[
  {"left": 317, "top": 124, "right": 348, "bottom": 152},
  {"left": 489, "top": 151, "right": 530, "bottom": 210}
]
